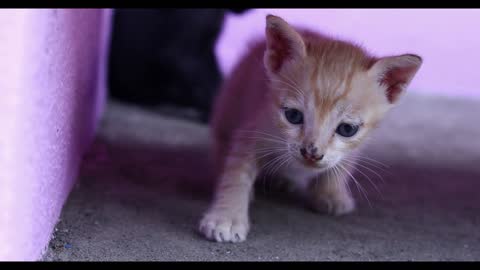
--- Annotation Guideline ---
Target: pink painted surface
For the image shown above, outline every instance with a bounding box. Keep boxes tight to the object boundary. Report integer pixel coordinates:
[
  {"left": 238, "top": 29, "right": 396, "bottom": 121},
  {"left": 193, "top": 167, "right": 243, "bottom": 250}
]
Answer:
[
  {"left": 0, "top": 9, "right": 111, "bottom": 260},
  {"left": 216, "top": 9, "right": 480, "bottom": 99}
]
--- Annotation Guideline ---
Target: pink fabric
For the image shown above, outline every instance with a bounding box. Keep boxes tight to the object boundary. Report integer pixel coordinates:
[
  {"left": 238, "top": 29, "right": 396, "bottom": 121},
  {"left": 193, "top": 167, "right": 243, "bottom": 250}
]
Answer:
[
  {"left": 216, "top": 9, "right": 480, "bottom": 99},
  {"left": 0, "top": 9, "right": 111, "bottom": 261}
]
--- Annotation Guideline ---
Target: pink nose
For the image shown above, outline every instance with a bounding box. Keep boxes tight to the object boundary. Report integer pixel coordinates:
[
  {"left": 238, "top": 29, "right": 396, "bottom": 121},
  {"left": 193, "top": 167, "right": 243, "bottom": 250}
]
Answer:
[{"left": 300, "top": 147, "right": 324, "bottom": 162}]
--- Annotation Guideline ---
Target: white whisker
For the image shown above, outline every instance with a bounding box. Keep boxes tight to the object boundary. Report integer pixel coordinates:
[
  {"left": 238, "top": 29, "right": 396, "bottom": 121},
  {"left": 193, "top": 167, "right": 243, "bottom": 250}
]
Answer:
[
  {"left": 337, "top": 163, "right": 372, "bottom": 209},
  {"left": 341, "top": 161, "right": 384, "bottom": 200},
  {"left": 237, "top": 130, "right": 287, "bottom": 142},
  {"left": 342, "top": 158, "right": 386, "bottom": 183}
]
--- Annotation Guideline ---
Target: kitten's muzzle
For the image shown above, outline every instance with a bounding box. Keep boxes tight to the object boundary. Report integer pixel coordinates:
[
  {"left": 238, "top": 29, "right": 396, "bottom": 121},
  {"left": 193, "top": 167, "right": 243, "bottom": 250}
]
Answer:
[{"left": 300, "top": 146, "right": 324, "bottom": 162}]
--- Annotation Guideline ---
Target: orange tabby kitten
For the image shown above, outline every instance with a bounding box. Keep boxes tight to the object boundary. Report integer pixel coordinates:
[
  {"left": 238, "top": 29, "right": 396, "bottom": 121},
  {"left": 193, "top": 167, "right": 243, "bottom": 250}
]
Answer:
[{"left": 199, "top": 15, "right": 422, "bottom": 242}]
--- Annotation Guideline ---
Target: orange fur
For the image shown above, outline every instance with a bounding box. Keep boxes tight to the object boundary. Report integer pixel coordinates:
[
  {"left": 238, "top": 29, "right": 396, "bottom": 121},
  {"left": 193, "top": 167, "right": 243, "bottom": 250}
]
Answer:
[{"left": 199, "top": 15, "right": 422, "bottom": 243}]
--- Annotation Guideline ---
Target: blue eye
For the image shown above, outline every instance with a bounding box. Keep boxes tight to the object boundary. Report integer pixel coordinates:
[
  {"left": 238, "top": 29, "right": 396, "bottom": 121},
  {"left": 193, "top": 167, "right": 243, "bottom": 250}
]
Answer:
[
  {"left": 336, "top": 123, "right": 359, "bottom": 137},
  {"left": 284, "top": 108, "right": 303, "bottom": 125}
]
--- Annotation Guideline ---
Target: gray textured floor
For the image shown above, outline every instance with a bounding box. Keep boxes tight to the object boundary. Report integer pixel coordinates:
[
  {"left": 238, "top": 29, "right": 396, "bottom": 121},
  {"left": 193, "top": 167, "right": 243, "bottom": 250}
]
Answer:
[{"left": 43, "top": 93, "right": 480, "bottom": 261}]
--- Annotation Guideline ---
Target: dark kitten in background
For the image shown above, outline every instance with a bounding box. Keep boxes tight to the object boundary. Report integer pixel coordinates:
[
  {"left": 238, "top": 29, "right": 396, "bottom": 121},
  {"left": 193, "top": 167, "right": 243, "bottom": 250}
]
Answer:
[{"left": 108, "top": 9, "right": 248, "bottom": 123}]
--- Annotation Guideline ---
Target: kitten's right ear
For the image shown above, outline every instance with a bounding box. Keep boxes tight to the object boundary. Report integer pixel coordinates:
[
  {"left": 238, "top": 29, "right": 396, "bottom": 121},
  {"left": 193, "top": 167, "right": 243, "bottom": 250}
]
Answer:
[
  {"left": 369, "top": 54, "right": 422, "bottom": 104},
  {"left": 264, "top": 15, "right": 306, "bottom": 74}
]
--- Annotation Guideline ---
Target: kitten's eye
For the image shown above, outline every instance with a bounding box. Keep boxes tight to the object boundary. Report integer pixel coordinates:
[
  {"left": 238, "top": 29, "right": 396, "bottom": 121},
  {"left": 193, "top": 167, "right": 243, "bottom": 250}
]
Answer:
[
  {"left": 284, "top": 108, "right": 303, "bottom": 125},
  {"left": 336, "top": 123, "right": 359, "bottom": 137}
]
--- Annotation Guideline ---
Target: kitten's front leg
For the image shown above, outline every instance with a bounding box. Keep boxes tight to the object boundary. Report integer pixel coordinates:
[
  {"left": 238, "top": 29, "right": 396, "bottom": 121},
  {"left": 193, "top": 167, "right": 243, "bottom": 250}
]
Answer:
[
  {"left": 306, "top": 165, "right": 355, "bottom": 216},
  {"left": 199, "top": 150, "right": 257, "bottom": 243}
]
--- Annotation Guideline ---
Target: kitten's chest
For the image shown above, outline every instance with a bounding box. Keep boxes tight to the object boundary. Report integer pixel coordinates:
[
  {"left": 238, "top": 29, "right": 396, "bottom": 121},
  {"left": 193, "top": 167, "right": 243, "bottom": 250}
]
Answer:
[
  {"left": 257, "top": 152, "right": 318, "bottom": 190},
  {"left": 278, "top": 163, "right": 318, "bottom": 189}
]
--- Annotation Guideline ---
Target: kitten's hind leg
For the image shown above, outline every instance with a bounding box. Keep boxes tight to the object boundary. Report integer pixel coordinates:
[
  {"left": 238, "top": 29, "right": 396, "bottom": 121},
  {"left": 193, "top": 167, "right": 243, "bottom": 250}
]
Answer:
[
  {"left": 305, "top": 167, "right": 355, "bottom": 216},
  {"left": 199, "top": 143, "right": 258, "bottom": 243}
]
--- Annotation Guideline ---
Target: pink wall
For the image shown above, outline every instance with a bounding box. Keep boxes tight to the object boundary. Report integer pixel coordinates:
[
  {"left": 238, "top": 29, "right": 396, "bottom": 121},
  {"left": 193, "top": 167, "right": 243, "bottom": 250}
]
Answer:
[
  {"left": 0, "top": 9, "right": 111, "bottom": 261},
  {"left": 217, "top": 9, "right": 480, "bottom": 99}
]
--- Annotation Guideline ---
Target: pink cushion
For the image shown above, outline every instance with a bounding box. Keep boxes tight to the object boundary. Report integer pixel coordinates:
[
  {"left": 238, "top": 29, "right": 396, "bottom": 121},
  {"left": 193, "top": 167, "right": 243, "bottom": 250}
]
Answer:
[{"left": 0, "top": 9, "right": 111, "bottom": 261}]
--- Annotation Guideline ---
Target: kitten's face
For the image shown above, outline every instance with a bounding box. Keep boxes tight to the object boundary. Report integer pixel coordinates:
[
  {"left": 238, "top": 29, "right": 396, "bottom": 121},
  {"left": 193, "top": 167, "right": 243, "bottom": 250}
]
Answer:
[
  {"left": 271, "top": 68, "right": 389, "bottom": 171},
  {"left": 263, "top": 15, "right": 422, "bottom": 172}
]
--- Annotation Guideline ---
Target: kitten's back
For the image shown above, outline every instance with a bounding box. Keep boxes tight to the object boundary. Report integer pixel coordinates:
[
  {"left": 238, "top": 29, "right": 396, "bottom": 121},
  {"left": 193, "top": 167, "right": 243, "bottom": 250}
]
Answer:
[{"left": 210, "top": 41, "right": 269, "bottom": 144}]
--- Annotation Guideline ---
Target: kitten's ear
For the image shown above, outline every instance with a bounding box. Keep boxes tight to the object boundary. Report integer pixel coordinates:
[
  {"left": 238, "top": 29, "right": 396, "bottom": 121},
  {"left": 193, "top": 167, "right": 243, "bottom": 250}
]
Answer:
[
  {"left": 264, "top": 15, "right": 306, "bottom": 74},
  {"left": 369, "top": 54, "right": 422, "bottom": 104}
]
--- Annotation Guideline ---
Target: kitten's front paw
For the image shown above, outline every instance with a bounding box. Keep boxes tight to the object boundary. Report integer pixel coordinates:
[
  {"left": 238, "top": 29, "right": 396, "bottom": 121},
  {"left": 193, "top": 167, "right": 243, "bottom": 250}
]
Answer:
[
  {"left": 199, "top": 211, "right": 249, "bottom": 243},
  {"left": 309, "top": 193, "right": 355, "bottom": 216}
]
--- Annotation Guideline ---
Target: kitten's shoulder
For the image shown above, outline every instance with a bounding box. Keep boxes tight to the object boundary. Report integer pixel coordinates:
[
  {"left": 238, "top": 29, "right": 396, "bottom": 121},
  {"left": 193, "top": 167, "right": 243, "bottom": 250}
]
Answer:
[{"left": 244, "top": 38, "right": 267, "bottom": 61}]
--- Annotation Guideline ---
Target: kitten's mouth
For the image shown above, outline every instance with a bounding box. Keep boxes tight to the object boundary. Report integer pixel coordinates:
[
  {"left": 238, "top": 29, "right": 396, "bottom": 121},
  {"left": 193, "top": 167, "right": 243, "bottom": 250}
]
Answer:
[{"left": 297, "top": 157, "right": 326, "bottom": 170}]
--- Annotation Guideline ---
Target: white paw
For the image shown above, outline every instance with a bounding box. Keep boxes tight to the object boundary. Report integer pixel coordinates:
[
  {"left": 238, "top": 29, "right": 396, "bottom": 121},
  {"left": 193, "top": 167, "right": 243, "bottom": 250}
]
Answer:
[
  {"left": 199, "top": 211, "right": 249, "bottom": 243},
  {"left": 310, "top": 194, "right": 355, "bottom": 216}
]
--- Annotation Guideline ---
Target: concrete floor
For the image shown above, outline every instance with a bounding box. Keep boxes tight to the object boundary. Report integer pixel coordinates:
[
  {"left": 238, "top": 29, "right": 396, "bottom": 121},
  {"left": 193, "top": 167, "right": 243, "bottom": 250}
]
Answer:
[{"left": 43, "top": 93, "right": 480, "bottom": 261}]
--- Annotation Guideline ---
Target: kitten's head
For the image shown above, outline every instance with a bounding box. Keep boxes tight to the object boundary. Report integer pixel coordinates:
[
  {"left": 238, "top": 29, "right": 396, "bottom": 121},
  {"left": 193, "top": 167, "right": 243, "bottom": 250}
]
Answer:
[{"left": 263, "top": 15, "right": 422, "bottom": 171}]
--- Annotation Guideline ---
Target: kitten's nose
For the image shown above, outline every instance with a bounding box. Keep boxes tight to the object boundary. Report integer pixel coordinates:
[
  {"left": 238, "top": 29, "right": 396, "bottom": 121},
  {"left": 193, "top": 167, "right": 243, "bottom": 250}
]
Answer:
[{"left": 300, "top": 146, "right": 324, "bottom": 162}]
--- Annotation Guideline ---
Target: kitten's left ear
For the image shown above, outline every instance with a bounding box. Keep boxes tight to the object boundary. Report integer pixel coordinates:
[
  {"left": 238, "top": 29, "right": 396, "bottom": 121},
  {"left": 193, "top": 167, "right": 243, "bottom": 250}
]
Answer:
[
  {"left": 264, "top": 15, "right": 306, "bottom": 74},
  {"left": 369, "top": 54, "right": 422, "bottom": 104}
]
